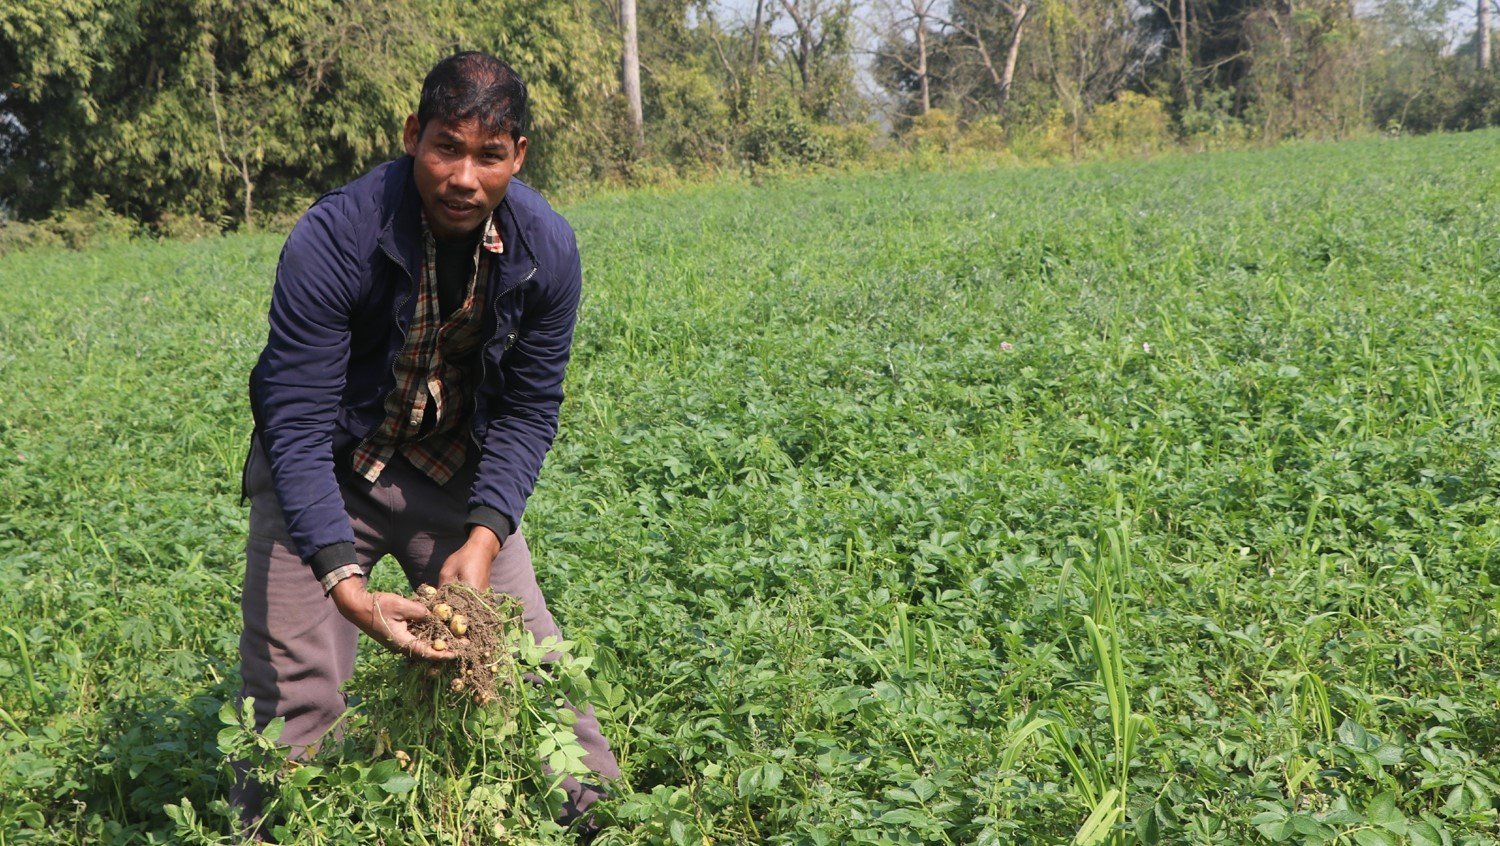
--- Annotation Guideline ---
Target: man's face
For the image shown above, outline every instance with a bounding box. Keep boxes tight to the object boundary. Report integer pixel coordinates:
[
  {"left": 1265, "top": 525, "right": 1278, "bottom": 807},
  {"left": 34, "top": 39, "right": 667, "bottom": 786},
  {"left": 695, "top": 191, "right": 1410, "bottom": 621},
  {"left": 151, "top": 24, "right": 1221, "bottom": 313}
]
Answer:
[{"left": 403, "top": 114, "right": 527, "bottom": 240}]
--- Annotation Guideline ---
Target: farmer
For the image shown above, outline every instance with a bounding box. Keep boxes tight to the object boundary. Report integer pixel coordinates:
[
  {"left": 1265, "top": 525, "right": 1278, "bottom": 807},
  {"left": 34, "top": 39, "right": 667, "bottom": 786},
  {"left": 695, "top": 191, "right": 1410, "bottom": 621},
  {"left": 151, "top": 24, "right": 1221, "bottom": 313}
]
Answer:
[{"left": 234, "top": 51, "right": 619, "bottom": 836}]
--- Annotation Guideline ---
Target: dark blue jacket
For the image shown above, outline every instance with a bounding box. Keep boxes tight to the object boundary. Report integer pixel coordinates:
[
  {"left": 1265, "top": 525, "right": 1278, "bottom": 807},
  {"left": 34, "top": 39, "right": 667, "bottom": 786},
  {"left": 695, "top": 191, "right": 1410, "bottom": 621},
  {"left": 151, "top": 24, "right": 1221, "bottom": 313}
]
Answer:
[{"left": 248, "top": 156, "right": 581, "bottom": 576}]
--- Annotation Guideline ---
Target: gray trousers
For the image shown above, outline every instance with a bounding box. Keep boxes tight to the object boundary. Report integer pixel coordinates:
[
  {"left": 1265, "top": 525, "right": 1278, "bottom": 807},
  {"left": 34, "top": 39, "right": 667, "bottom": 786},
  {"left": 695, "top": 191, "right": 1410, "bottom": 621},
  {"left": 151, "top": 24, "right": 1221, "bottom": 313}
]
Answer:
[{"left": 234, "top": 438, "right": 620, "bottom": 825}]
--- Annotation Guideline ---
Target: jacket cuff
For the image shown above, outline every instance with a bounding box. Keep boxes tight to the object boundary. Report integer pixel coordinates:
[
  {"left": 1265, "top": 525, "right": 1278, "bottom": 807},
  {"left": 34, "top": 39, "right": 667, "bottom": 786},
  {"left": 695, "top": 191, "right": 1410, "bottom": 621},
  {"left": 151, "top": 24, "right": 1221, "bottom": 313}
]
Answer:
[
  {"left": 465, "top": 506, "right": 514, "bottom": 545},
  {"left": 308, "top": 542, "right": 358, "bottom": 580}
]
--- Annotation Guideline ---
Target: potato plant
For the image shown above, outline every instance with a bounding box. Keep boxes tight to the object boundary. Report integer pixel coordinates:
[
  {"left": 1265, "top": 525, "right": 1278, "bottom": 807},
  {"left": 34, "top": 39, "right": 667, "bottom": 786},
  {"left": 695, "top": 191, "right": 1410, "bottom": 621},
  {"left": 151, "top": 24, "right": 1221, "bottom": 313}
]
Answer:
[
  {"left": 183, "top": 609, "right": 603, "bottom": 844},
  {"left": 1, "top": 129, "right": 1499, "bottom": 844},
  {"left": 406, "top": 583, "right": 521, "bottom": 705}
]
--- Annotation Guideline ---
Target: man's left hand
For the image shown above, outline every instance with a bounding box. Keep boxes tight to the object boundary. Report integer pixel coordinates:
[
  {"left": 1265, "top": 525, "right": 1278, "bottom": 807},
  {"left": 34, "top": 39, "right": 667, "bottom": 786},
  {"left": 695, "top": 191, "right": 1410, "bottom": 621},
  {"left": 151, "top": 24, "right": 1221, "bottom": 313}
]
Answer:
[{"left": 438, "top": 525, "right": 502, "bottom": 590}]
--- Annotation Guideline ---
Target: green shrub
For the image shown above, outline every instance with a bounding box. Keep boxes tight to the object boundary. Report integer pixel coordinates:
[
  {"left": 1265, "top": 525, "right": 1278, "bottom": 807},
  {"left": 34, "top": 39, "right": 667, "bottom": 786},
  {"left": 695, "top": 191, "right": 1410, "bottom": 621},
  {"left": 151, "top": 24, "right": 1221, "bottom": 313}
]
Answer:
[
  {"left": 0, "top": 195, "right": 140, "bottom": 255},
  {"left": 955, "top": 114, "right": 1010, "bottom": 153},
  {"left": 644, "top": 59, "right": 734, "bottom": 174},
  {"left": 0, "top": 219, "right": 58, "bottom": 255},
  {"left": 1087, "top": 92, "right": 1172, "bottom": 155},
  {"left": 905, "top": 108, "right": 961, "bottom": 153},
  {"left": 1452, "top": 75, "right": 1500, "bottom": 130},
  {"left": 739, "top": 98, "right": 832, "bottom": 169},
  {"left": 1006, "top": 107, "right": 1079, "bottom": 160},
  {"left": 154, "top": 213, "right": 226, "bottom": 241},
  {"left": 1179, "top": 88, "right": 1254, "bottom": 151},
  {"left": 814, "top": 121, "right": 877, "bottom": 164}
]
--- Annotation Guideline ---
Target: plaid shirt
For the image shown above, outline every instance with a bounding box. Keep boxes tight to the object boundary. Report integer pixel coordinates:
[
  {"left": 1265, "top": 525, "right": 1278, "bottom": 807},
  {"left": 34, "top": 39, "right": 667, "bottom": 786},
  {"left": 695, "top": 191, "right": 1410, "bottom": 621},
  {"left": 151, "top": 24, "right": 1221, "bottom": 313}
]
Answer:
[{"left": 351, "top": 212, "right": 504, "bottom": 485}]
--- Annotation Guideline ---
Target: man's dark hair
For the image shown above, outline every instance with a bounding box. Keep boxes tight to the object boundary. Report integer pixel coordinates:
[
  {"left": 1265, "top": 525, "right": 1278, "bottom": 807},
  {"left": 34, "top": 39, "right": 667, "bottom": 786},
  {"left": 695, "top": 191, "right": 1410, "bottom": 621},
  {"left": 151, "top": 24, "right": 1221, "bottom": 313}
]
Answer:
[{"left": 417, "top": 52, "right": 528, "bottom": 142}]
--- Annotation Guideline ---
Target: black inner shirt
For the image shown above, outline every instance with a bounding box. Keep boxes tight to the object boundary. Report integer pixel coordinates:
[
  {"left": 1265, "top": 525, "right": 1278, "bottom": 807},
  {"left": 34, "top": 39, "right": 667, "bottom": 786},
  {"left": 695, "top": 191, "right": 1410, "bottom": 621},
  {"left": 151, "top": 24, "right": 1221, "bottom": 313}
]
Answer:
[{"left": 434, "top": 231, "right": 483, "bottom": 319}]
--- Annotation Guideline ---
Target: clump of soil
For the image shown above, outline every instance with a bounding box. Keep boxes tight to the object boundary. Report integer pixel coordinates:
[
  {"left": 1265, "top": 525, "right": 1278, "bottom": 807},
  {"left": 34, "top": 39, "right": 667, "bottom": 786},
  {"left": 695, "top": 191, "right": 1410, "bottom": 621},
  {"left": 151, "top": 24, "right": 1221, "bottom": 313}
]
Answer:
[{"left": 407, "top": 584, "right": 523, "bottom": 705}]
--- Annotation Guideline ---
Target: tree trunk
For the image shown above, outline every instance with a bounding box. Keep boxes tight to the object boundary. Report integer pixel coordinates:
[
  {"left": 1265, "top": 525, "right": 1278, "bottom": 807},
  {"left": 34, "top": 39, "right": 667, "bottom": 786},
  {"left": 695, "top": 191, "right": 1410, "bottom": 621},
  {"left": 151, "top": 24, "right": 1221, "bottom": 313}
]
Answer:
[
  {"left": 798, "top": 30, "right": 812, "bottom": 89},
  {"left": 205, "top": 44, "right": 254, "bottom": 229},
  {"left": 972, "top": 32, "right": 1004, "bottom": 108},
  {"left": 621, "top": 0, "right": 644, "bottom": 146},
  {"left": 999, "top": 2, "right": 1029, "bottom": 116},
  {"left": 779, "top": 0, "right": 814, "bottom": 89},
  {"left": 1481, "top": 0, "right": 1492, "bottom": 72},
  {"left": 916, "top": 10, "right": 931, "bottom": 115},
  {"left": 750, "top": 0, "right": 765, "bottom": 83},
  {"left": 239, "top": 155, "right": 255, "bottom": 231},
  {"left": 1178, "top": 0, "right": 1192, "bottom": 105}
]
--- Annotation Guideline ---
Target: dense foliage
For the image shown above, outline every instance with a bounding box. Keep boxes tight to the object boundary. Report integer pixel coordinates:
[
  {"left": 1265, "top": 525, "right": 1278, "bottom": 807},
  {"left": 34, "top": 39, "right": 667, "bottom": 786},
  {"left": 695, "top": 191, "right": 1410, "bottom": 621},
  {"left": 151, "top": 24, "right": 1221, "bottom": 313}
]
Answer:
[
  {"left": 1, "top": 130, "right": 1499, "bottom": 844},
  {"left": 3, "top": 0, "right": 1499, "bottom": 233},
  {"left": 0, "top": 0, "right": 611, "bottom": 226}
]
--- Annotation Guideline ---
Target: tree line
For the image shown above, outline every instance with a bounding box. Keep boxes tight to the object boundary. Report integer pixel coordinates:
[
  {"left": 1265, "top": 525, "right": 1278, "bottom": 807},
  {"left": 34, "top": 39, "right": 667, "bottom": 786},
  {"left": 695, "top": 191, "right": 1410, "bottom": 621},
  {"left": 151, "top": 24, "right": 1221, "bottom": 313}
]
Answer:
[{"left": 1, "top": 0, "right": 1495, "bottom": 234}]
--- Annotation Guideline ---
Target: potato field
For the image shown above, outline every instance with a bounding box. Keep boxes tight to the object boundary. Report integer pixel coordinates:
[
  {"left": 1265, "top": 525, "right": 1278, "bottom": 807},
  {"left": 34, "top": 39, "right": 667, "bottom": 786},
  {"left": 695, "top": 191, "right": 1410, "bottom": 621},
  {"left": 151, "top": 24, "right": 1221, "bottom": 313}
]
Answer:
[{"left": 2, "top": 130, "right": 1499, "bottom": 844}]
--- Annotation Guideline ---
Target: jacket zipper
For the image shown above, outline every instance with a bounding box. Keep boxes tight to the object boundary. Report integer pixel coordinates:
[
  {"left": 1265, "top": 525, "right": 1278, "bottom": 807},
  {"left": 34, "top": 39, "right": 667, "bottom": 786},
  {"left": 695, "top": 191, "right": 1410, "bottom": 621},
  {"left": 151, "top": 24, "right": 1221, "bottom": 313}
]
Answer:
[
  {"left": 361, "top": 242, "right": 417, "bottom": 459},
  {"left": 472, "top": 262, "right": 537, "bottom": 447}
]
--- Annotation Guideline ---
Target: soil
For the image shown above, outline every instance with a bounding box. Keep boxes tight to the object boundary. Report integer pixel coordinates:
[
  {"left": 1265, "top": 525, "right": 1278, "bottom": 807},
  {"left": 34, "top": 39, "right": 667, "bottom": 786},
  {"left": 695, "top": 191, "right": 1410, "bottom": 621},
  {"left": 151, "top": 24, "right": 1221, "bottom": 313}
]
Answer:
[{"left": 407, "top": 583, "right": 523, "bottom": 705}]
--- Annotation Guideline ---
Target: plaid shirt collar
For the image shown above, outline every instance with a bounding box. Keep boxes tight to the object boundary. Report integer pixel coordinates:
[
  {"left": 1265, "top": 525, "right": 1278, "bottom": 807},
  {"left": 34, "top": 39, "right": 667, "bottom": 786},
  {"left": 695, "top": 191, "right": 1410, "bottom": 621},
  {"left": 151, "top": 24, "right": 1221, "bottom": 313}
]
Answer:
[
  {"left": 424, "top": 208, "right": 505, "bottom": 256},
  {"left": 479, "top": 210, "right": 505, "bottom": 255}
]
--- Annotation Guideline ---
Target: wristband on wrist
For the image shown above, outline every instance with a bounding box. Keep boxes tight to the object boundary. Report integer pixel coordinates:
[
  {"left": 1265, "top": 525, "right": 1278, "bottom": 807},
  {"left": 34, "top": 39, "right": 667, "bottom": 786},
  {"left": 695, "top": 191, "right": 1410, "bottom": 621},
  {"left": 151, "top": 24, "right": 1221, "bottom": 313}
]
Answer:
[{"left": 320, "top": 563, "right": 366, "bottom": 596}]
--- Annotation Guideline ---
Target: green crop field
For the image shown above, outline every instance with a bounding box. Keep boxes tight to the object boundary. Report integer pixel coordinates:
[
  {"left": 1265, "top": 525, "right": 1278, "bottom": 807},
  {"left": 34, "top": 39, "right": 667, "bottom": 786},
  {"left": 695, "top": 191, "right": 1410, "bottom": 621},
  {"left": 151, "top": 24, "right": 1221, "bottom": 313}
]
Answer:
[{"left": 2, "top": 130, "right": 1499, "bottom": 845}]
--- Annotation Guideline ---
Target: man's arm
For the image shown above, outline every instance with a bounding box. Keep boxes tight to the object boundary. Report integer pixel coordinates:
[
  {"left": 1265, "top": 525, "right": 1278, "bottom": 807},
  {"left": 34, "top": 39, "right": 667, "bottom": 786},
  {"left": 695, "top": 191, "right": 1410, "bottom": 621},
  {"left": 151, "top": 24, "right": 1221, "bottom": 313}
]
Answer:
[
  {"left": 254, "top": 202, "right": 448, "bottom": 656},
  {"left": 253, "top": 201, "right": 360, "bottom": 572}
]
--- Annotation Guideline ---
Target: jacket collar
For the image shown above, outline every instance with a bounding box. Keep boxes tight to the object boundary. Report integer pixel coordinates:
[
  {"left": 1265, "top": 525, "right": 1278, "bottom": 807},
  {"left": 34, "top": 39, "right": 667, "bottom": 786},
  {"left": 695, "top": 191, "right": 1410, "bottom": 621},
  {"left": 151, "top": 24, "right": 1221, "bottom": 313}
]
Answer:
[
  {"left": 377, "top": 156, "right": 423, "bottom": 281},
  {"left": 492, "top": 194, "right": 540, "bottom": 296}
]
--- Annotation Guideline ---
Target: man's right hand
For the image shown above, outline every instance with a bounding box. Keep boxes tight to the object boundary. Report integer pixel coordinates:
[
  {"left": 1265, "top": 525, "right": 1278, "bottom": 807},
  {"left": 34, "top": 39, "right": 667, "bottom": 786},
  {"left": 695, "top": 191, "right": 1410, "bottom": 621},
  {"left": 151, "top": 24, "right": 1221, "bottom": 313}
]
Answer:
[{"left": 329, "top": 578, "right": 454, "bottom": 661}]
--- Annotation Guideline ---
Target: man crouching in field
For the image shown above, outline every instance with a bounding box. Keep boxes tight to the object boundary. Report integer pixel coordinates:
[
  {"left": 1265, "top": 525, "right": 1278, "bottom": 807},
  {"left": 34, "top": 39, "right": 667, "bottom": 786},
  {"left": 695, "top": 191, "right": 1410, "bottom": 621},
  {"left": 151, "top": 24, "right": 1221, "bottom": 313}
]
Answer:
[{"left": 233, "top": 51, "right": 619, "bottom": 838}]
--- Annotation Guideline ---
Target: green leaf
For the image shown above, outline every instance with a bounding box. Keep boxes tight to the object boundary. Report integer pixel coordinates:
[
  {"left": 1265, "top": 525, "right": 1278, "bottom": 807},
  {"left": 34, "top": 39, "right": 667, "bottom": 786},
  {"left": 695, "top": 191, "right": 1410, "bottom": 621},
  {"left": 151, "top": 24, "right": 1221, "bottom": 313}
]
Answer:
[
  {"left": 881, "top": 808, "right": 934, "bottom": 826},
  {"left": 1442, "top": 784, "right": 1468, "bottom": 814},
  {"left": 1364, "top": 791, "right": 1405, "bottom": 832},
  {"left": 1137, "top": 806, "right": 1161, "bottom": 845},
  {"left": 734, "top": 762, "right": 785, "bottom": 798},
  {"left": 1074, "top": 790, "right": 1122, "bottom": 846},
  {"left": 762, "top": 762, "right": 784, "bottom": 792},
  {"left": 1371, "top": 743, "right": 1403, "bottom": 767},
  {"left": 367, "top": 758, "right": 402, "bottom": 782},
  {"left": 163, "top": 801, "right": 187, "bottom": 826},
  {"left": 9, "top": 802, "right": 43, "bottom": 829},
  {"left": 1407, "top": 820, "right": 1442, "bottom": 846},
  {"left": 290, "top": 765, "right": 323, "bottom": 788},
  {"left": 1351, "top": 829, "right": 1398, "bottom": 846},
  {"left": 1337, "top": 720, "right": 1372, "bottom": 750},
  {"left": 1466, "top": 777, "right": 1495, "bottom": 802},
  {"left": 1289, "top": 813, "right": 1326, "bottom": 836},
  {"left": 379, "top": 772, "right": 417, "bottom": 795}
]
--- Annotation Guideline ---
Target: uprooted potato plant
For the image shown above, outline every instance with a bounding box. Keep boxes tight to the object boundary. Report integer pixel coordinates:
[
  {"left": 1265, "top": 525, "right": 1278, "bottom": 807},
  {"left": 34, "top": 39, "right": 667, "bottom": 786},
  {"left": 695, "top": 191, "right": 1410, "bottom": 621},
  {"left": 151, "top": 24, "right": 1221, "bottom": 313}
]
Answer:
[
  {"left": 406, "top": 583, "right": 526, "bottom": 705},
  {"left": 184, "top": 586, "right": 611, "bottom": 845}
]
